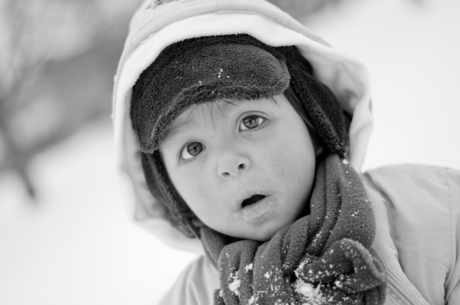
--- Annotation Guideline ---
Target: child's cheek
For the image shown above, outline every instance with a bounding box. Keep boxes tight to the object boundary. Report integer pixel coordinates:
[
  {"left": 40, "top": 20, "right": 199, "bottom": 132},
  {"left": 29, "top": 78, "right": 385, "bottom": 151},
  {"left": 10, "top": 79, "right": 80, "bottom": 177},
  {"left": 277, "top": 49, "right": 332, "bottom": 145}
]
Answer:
[
  {"left": 263, "top": 131, "right": 312, "bottom": 179},
  {"left": 176, "top": 166, "right": 218, "bottom": 214}
]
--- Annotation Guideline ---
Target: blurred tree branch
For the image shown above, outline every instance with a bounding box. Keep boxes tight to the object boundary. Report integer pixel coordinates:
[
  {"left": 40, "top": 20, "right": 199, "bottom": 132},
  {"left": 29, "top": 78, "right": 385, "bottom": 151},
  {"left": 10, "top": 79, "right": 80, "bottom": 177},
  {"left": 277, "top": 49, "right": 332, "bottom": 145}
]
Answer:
[{"left": 0, "top": 0, "right": 142, "bottom": 200}]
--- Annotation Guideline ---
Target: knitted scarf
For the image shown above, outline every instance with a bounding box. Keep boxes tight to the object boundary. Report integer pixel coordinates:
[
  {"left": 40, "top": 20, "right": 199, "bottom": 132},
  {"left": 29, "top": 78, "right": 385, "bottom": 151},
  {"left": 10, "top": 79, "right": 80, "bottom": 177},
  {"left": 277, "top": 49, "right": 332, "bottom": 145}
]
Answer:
[{"left": 200, "top": 154, "right": 387, "bottom": 305}]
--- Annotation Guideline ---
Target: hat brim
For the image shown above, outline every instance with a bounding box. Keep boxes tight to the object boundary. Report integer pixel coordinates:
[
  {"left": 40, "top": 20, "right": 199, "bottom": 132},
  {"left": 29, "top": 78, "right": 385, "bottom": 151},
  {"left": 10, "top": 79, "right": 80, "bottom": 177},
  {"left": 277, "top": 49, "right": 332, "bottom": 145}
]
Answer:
[{"left": 131, "top": 36, "right": 291, "bottom": 153}]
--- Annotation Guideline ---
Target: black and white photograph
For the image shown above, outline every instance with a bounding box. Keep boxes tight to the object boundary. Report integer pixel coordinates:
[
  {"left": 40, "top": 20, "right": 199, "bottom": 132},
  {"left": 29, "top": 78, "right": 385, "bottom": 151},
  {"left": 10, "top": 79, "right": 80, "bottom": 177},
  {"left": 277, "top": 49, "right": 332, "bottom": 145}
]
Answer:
[{"left": 1, "top": 0, "right": 459, "bottom": 304}]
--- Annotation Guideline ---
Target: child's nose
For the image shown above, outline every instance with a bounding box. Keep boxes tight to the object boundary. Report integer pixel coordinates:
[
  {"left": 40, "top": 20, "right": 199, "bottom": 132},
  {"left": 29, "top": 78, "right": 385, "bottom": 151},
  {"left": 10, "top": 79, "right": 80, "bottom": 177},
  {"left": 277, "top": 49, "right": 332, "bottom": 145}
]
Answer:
[{"left": 217, "top": 153, "right": 250, "bottom": 179}]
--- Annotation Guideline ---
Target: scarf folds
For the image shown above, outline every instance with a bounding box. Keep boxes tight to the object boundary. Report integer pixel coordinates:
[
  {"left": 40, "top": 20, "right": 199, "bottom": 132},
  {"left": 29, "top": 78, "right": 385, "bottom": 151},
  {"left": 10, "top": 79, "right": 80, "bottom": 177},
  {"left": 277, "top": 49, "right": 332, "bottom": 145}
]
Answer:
[{"left": 200, "top": 154, "right": 387, "bottom": 305}]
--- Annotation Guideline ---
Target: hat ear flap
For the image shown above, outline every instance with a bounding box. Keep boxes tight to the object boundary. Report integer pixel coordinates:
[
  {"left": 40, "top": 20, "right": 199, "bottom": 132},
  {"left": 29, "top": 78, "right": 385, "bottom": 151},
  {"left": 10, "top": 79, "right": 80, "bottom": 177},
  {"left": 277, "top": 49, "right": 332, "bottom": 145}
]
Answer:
[
  {"left": 285, "top": 48, "right": 349, "bottom": 157},
  {"left": 141, "top": 152, "right": 200, "bottom": 238}
]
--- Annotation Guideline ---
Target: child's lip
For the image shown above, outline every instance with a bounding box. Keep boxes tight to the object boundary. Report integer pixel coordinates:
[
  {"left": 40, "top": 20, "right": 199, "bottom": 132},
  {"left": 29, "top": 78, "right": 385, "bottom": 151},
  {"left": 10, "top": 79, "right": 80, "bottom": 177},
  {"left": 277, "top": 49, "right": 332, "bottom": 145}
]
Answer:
[
  {"left": 236, "top": 195, "right": 276, "bottom": 222},
  {"left": 234, "top": 186, "right": 271, "bottom": 211}
]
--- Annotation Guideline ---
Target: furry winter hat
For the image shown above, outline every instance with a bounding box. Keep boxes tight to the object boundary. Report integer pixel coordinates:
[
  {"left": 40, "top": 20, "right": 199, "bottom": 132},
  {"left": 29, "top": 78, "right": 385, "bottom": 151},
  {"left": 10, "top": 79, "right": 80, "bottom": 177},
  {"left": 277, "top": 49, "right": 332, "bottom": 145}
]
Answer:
[{"left": 130, "top": 34, "right": 350, "bottom": 237}]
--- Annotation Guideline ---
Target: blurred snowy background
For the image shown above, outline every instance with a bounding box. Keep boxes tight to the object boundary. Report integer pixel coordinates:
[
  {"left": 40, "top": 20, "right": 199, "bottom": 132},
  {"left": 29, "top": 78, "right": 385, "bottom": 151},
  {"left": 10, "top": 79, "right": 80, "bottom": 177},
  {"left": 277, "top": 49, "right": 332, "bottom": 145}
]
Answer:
[{"left": 0, "top": 0, "right": 459, "bottom": 304}]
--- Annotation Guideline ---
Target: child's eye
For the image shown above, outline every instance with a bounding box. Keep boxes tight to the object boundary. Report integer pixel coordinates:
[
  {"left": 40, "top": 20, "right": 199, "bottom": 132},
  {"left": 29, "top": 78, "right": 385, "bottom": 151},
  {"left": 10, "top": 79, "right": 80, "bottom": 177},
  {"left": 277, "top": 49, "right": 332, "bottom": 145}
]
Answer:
[
  {"left": 180, "top": 142, "right": 204, "bottom": 160},
  {"left": 240, "top": 115, "right": 266, "bottom": 131}
]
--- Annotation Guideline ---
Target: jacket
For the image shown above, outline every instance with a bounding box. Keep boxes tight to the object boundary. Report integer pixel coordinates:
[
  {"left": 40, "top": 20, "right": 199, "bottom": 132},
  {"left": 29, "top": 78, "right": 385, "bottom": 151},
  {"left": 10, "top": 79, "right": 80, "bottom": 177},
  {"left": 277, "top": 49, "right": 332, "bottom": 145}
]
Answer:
[{"left": 111, "top": 0, "right": 460, "bottom": 304}]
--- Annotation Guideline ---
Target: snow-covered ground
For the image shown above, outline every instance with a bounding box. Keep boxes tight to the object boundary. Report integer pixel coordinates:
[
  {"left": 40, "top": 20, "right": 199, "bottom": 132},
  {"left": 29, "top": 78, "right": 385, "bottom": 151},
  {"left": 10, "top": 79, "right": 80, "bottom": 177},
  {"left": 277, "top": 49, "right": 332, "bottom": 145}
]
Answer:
[{"left": 1, "top": 0, "right": 459, "bottom": 304}]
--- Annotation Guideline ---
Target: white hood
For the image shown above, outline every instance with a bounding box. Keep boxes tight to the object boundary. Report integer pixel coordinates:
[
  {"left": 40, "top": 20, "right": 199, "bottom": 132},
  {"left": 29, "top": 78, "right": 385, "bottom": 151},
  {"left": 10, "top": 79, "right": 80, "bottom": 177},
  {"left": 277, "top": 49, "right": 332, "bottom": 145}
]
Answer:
[{"left": 112, "top": 0, "right": 373, "bottom": 254}]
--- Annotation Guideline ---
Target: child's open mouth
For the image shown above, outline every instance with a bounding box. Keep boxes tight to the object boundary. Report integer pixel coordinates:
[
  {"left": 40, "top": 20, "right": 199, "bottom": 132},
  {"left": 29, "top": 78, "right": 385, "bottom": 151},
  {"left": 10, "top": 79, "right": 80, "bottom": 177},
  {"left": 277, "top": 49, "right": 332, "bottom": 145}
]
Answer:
[
  {"left": 237, "top": 193, "right": 275, "bottom": 223},
  {"left": 241, "top": 194, "right": 266, "bottom": 208}
]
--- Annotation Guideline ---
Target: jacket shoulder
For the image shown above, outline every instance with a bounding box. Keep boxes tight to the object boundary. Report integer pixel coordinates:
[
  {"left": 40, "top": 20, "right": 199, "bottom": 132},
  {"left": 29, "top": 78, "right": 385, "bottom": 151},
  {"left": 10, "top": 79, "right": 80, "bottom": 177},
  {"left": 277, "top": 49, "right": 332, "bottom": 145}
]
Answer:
[
  {"left": 362, "top": 164, "right": 458, "bottom": 215},
  {"left": 363, "top": 163, "right": 454, "bottom": 187},
  {"left": 362, "top": 164, "right": 460, "bottom": 305}
]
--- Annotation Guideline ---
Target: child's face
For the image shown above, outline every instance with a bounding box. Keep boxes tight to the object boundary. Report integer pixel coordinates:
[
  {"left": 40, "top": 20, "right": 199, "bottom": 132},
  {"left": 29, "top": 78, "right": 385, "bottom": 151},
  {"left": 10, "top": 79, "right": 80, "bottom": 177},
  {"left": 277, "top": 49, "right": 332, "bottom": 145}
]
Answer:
[{"left": 160, "top": 94, "right": 316, "bottom": 241}]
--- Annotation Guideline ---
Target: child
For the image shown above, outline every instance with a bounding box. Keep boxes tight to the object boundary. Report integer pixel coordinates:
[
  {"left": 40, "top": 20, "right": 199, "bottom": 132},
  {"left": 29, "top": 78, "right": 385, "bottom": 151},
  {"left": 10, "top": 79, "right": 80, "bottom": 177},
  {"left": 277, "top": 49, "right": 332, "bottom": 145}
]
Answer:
[{"left": 112, "top": 0, "right": 460, "bottom": 304}]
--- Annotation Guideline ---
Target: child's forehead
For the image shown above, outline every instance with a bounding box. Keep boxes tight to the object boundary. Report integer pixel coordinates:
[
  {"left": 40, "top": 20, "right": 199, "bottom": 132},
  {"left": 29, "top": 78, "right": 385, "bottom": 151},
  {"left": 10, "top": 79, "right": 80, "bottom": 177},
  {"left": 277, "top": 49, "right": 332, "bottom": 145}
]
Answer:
[
  {"left": 174, "top": 98, "right": 270, "bottom": 124},
  {"left": 162, "top": 96, "right": 282, "bottom": 142},
  {"left": 186, "top": 95, "right": 285, "bottom": 119}
]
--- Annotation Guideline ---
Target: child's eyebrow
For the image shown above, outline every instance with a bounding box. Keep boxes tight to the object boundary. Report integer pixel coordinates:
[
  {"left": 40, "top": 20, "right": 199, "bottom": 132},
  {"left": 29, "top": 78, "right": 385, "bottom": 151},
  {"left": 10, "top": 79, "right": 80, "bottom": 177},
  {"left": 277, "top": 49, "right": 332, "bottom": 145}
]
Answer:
[
  {"left": 162, "top": 119, "right": 194, "bottom": 145},
  {"left": 162, "top": 105, "right": 205, "bottom": 144}
]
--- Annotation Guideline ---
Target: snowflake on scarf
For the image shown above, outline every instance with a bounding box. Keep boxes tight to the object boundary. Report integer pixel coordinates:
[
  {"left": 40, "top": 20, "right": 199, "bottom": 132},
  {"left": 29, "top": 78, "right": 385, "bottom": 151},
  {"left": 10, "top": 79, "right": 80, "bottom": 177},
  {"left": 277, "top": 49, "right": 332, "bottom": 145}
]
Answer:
[{"left": 146, "top": 0, "right": 181, "bottom": 10}]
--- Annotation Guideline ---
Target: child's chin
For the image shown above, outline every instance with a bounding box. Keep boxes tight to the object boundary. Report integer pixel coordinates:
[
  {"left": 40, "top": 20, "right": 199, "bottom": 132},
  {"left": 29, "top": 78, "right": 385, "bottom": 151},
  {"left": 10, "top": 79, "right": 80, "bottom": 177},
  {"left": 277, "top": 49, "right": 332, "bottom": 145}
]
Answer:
[{"left": 236, "top": 224, "right": 282, "bottom": 242}]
